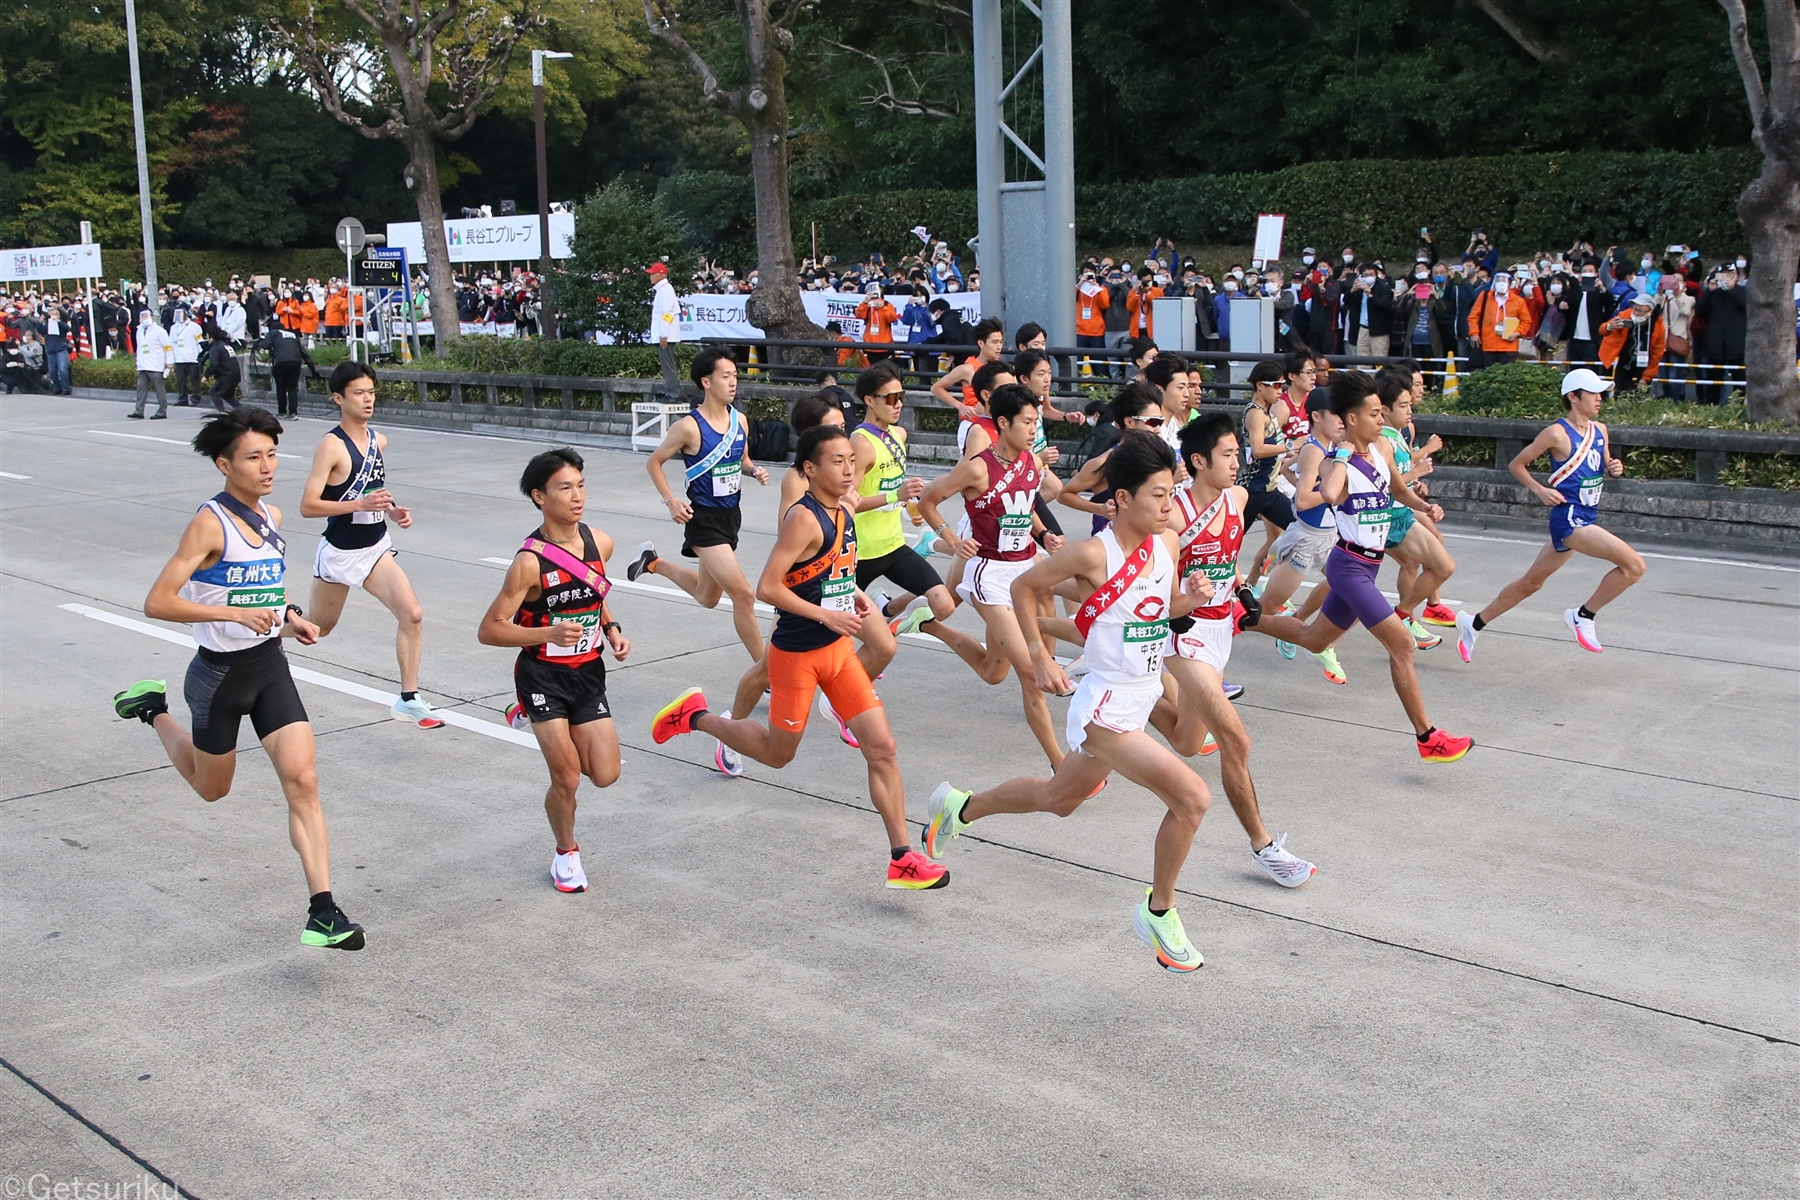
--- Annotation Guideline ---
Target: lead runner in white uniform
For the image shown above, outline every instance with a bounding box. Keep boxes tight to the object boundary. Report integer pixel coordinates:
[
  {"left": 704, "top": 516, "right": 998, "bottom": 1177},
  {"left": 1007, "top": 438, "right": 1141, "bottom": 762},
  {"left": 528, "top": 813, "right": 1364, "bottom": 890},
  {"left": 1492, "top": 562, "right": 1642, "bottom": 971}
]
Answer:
[{"left": 924, "top": 433, "right": 1219, "bottom": 974}]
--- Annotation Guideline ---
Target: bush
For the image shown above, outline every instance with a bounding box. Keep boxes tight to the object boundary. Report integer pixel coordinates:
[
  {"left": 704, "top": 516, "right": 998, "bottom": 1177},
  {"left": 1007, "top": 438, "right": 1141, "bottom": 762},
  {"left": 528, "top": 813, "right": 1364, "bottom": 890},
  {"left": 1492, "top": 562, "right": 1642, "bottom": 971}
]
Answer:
[
  {"left": 1443, "top": 361, "right": 1566, "bottom": 418},
  {"left": 550, "top": 180, "right": 688, "bottom": 345},
  {"left": 435, "top": 336, "right": 696, "bottom": 379},
  {"left": 1722, "top": 453, "right": 1800, "bottom": 490},
  {"left": 71, "top": 357, "right": 140, "bottom": 390},
  {"left": 104, "top": 248, "right": 347, "bottom": 289}
]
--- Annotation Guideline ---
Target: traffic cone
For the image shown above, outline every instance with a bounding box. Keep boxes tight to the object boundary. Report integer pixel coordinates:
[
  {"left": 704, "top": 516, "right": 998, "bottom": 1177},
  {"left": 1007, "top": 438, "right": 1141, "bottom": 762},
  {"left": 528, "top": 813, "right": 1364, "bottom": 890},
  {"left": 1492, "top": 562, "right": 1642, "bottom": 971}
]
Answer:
[
  {"left": 77, "top": 325, "right": 93, "bottom": 360},
  {"left": 747, "top": 344, "right": 761, "bottom": 376},
  {"left": 1442, "top": 354, "right": 1459, "bottom": 399}
]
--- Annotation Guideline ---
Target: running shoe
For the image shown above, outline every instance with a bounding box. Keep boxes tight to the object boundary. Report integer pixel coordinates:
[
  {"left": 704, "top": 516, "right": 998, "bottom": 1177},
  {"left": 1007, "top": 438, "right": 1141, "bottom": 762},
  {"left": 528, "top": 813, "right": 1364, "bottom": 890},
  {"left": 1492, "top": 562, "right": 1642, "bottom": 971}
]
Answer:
[
  {"left": 551, "top": 848, "right": 588, "bottom": 893},
  {"left": 113, "top": 679, "right": 168, "bottom": 724},
  {"left": 1064, "top": 655, "right": 1090, "bottom": 682},
  {"left": 1132, "top": 889, "right": 1203, "bottom": 972},
  {"left": 1564, "top": 608, "right": 1603, "bottom": 653},
  {"left": 1250, "top": 578, "right": 1268, "bottom": 601},
  {"left": 626, "top": 541, "right": 658, "bottom": 582},
  {"left": 1251, "top": 834, "right": 1316, "bottom": 888},
  {"left": 925, "top": 782, "right": 971, "bottom": 859},
  {"left": 1419, "top": 601, "right": 1457, "bottom": 627},
  {"left": 1222, "top": 681, "right": 1244, "bottom": 701},
  {"left": 1406, "top": 618, "right": 1443, "bottom": 651},
  {"left": 651, "top": 687, "right": 707, "bottom": 743},
  {"left": 505, "top": 702, "right": 530, "bottom": 731},
  {"left": 890, "top": 597, "right": 934, "bottom": 637},
  {"left": 1315, "top": 647, "right": 1346, "bottom": 685},
  {"left": 714, "top": 738, "right": 744, "bottom": 777},
  {"left": 1417, "top": 728, "right": 1474, "bottom": 764},
  {"left": 1275, "top": 639, "right": 1298, "bottom": 660},
  {"left": 1455, "top": 611, "right": 1480, "bottom": 664},
  {"left": 392, "top": 696, "right": 447, "bottom": 728},
  {"left": 916, "top": 526, "right": 941, "bottom": 557},
  {"left": 886, "top": 849, "right": 950, "bottom": 890},
  {"left": 868, "top": 591, "right": 893, "bottom": 621},
  {"left": 819, "top": 693, "right": 860, "bottom": 748},
  {"left": 1195, "top": 732, "right": 1218, "bottom": 756},
  {"left": 300, "top": 904, "right": 366, "bottom": 950}
]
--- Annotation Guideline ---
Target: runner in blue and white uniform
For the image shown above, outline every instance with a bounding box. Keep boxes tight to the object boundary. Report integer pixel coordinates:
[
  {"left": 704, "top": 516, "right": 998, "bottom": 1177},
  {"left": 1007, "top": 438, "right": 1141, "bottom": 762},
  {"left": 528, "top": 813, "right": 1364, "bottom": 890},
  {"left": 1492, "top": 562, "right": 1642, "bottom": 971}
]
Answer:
[
  {"left": 632, "top": 347, "right": 771, "bottom": 667},
  {"left": 1241, "top": 372, "right": 1475, "bottom": 766},
  {"left": 111, "top": 407, "right": 365, "bottom": 952},
  {"left": 1457, "top": 367, "right": 1645, "bottom": 660}
]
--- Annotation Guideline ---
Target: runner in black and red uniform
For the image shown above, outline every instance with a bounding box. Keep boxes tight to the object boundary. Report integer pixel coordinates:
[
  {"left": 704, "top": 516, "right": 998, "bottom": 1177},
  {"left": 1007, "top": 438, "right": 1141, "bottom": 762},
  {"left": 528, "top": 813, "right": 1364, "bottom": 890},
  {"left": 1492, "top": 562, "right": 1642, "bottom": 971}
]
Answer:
[{"left": 479, "top": 447, "right": 630, "bottom": 895}]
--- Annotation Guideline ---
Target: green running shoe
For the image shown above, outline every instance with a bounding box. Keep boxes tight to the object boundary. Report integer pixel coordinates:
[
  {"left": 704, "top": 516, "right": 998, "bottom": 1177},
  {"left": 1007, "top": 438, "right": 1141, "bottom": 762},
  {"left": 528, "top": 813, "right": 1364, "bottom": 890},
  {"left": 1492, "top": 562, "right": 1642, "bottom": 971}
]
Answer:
[
  {"left": 1314, "top": 646, "right": 1346, "bottom": 685},
  {"left": 301, "top": 904, "right": 366, "bottom": 951},
  {"left": 1406, "top": 617, "right": 1443, "bottom": 650},
  {"left": 113, "top": 680, "right": 168, "bottom": 723},
  {"left": 1132, "top": 888, "right": 1203, "bottom": 972},
  {"left": 924, "top": 782, "right": 971, "bottom": 860}
]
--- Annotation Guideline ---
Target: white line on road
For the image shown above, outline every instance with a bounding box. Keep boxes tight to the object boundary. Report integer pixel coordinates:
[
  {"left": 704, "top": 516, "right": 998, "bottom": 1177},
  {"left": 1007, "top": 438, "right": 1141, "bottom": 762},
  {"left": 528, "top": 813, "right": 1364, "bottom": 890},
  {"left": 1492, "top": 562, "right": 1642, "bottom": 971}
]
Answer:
[
  {"left": 1440, "top": 530, "right": 1799, "bottom": 573},
  {"left": 0, "top": 471, "right": 31, "bottom": 480},
  {"left": 88, "top": 429, "right": 302, "bottom": 459},
  {"left": 59, "top": 603, "right": 536, "bottom": 748}
]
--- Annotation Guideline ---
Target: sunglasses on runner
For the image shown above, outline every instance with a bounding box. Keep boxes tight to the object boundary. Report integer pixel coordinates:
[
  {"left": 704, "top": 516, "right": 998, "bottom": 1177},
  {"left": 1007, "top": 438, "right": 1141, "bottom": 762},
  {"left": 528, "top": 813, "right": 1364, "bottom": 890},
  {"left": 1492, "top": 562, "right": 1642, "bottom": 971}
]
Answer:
[
  {"left": 1130, "top": 415, "right": 1165, "bottom": 428},
  {"left": 873, "top": 388, "right": 905, "bottom": 401}
]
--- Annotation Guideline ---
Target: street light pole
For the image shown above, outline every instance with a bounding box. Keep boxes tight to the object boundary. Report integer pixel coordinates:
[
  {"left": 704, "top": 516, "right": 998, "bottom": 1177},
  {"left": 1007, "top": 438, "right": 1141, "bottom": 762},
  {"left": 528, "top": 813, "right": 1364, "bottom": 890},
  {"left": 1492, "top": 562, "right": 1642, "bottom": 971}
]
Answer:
[
  {"left": 533, "top": 49, "right": 573, "bottom": 339},
  {"left": 123, "top": 0, "right": 158, "bottom": 299}
]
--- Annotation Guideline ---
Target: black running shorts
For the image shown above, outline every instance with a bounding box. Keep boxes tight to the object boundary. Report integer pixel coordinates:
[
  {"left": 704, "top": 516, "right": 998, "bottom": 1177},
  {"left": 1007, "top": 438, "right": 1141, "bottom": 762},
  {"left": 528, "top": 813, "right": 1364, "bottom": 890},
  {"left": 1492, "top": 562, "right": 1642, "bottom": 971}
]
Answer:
[
  {"left": 1243, "top": 488, "right": 1295, "bottom": 530},
  {"left": 855, "top": 544, "right": 943, "bottom": 597},
  {"left": 514, "top": 653, "right": 612, "bottom": 725},
  {"left": 183, "top": 639, "right": 309, "bottom": 756},
  {"left": 681, "top": 504, "right": 742, "bottom": 557}
]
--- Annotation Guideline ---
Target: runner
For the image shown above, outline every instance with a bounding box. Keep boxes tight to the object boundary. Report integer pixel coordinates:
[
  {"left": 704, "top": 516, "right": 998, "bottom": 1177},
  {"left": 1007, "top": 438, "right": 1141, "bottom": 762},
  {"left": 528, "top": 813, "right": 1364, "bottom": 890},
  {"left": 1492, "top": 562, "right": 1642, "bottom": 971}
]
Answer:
[
  {"left": 1055, "top": 383, "right": 1166, "bottom": 534},
  {"left": 952, "top": 359, "right": 1015, "bottom": 459},
  {"left": 1372, "top": 365, "right": 1455, "bottom": 650},
  {"left": 1255, "top": 388, "right": 1349, "bottom": 685},
  {"left": 1009, "top": 347, "right": 1071, "bottom": 551},
  {"left": 926, "top": 434, "right": 1217, "bottom": 971},
  {"left": 1152, "top": 412, "right": 1316, "bottom": 887},
  {"left": 1236, "top": 359, "right": 1297, "bottom": 589},
  {"left": 111, "top": 407, "right": 364, "bottom": 950},
  {"left": 1240, "top": 372, "right": 1475, "bottom": 764},
  {"left": 929, "top": 317, "right": 1005, "bottom": 437},
  {"left": 1140, "top": 354, "right": 1197, "bottom": 466},
  {"left": 1456, "top": 368, "right": 1644, "bottom": 661},
  {"left": 649, "top": 424, "right": 949, "bottom": 892},
  {"left": 631, "top": 348, "right": 771, "bottom": 665},
  {"left": 916, "top": 384, "right": 1072, "bottom": 766},
  {"left": 1386, "top": 359, "right": 1459, "bottom": 628},
  {"left": 479, "top": 448, "right": 629, "bottom": 894},
  {"left": 299, "top": 361, "right": 444, "bottom": 728}
]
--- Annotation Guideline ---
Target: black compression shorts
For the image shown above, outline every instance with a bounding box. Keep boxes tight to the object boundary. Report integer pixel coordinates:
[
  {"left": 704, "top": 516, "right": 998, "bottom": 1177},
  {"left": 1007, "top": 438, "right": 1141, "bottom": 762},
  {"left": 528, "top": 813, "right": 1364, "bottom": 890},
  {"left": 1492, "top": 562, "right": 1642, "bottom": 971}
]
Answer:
[
  {"left": 183, "top": 639, "right": 308, "bottom": 756},
  {"left": 854, "top": 544, "right": 944, "bottom": 598},
  {"left": 1243, "top": 488, "right": 1295, "bottom": 530}
]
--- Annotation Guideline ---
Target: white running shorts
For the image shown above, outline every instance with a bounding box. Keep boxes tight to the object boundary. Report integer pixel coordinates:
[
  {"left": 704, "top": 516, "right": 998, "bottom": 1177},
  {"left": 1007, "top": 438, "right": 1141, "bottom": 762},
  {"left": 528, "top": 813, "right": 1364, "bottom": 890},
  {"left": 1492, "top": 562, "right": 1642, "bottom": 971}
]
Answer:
[
  {"left": 956, "top": 555, "right": 1032, "bottom": 609},
  {"left": 314, "top": 533, "right": 395, "bottom": 588},
  {"left": 1271, "top": 519, "right": 1335, "bottom": 581},
  {"left": 1065, "top": 674, "right": 1161, "bottom": 753},
  {"left": 1171, "top": 613, "right": 1234, "bottom": 672}
]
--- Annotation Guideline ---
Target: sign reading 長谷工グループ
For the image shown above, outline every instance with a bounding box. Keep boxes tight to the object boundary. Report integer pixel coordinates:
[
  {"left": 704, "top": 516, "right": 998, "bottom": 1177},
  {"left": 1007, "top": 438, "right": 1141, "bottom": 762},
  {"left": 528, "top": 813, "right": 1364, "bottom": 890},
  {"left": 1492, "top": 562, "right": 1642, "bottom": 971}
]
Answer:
[
  {"left": 2, "top": 243, "right": 104, "bottom": 282},
  {"left": 385, "top": 215, "right": 575, "bottom": 264}
]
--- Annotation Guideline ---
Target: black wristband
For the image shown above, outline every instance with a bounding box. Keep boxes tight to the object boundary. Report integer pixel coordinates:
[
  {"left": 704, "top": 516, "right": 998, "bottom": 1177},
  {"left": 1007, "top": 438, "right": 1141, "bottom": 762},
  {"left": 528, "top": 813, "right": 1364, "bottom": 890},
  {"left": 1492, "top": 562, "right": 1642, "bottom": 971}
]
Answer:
[
  {"left": 601, "top": 621, "right": 621, "bottom": 635},
  {"left": 285, "top": 603, "right": 305, "bottom": 618}
]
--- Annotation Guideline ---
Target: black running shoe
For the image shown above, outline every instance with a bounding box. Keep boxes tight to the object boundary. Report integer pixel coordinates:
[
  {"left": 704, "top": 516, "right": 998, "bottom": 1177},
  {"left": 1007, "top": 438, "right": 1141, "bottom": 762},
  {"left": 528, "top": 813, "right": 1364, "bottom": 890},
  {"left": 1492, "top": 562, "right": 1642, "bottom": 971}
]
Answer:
[
  {"left": 301, "top": 905, "right": 366, "bottom": 950},
  {"left": 114, "top": 680, "right": 169, "bottom": 723},
  {"left": 626, "top": 541, "right": 658, "bottom": 582}
]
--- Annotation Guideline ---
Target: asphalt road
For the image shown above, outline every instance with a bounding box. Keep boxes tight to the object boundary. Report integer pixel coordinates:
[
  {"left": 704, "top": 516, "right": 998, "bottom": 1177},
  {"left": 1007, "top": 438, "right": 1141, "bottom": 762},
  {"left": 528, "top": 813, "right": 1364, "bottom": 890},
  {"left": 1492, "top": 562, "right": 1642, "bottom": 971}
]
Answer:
[{"left": 3, "top": 395, "right": 1795, "bottom": 1198}]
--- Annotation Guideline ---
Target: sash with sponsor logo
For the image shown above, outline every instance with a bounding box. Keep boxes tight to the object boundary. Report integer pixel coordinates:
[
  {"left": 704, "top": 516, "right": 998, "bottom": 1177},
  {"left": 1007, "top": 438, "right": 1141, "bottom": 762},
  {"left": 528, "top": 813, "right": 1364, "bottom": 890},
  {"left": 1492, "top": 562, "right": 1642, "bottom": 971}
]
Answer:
[
  {"left": 521, "top": 531, "right": 611, "bottom": 601},
  {"left": 1074, "top": 535, "right": 1156, "bottom": 639},
  {"left": 1546, "top": 418, "right": 1598, "bottom": 489},
  {"left": 683, "top": 408, "right": 743, "bottom": 485},
  {"left": 211, "top": 492, "right": 286, "bottom": 556},
  {"left": 972, "top": 447, "right": 1032, "bottom": 512}
]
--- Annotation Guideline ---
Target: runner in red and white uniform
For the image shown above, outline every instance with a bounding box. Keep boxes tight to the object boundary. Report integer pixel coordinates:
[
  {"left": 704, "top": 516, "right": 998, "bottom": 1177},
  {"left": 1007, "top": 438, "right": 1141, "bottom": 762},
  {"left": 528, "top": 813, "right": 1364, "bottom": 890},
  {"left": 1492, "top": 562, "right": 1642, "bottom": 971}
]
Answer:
[
  {"left": 926, "top": 434, "right": 1218, "bottom": 972},
  {"left": 1152, "top": 413, "right": 1316, "bottom": 887},
  {"left": 917, "top": 384, "right": 1066, "bottom": 768}
]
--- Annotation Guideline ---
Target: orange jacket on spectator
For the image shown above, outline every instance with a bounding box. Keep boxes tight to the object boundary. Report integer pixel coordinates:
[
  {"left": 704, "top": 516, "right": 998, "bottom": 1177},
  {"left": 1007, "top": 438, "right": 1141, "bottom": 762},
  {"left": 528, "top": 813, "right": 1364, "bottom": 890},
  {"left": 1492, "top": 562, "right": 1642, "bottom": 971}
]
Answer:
[
  {"left": 836, "top": 336, "right": 866, "bottom": 370},
  {"left": 1126, "top": 285, "right": 1163, "bottom": 339},
  {"left": 299, "top": 299, "right": 320, "bottom": 334},
  {"left": 1598, "top": 310, "right": 1667, "bottom": 381},
  {"left": 1075, "top": 284, "right": 1109, "bottom": 337},
  {"left": 277, "top": 297, "right": 301, "bottom": 330},
  {"left": 324, "top": 291, "right": 349, "bottom": 328},
  {"left": 1465, "top": 289, "right": 1531, "bottom": 353},
  {"left": 1519, "top": 288, "right": 1546, "bottom": 339},
  {"left": 855, "top": 298, "right": 897, "bottom": 343}
]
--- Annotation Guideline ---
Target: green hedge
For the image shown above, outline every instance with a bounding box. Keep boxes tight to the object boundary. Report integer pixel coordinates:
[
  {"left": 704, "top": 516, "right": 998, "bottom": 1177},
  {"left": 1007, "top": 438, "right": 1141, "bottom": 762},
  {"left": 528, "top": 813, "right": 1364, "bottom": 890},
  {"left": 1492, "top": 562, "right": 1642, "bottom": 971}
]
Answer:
[
  {"left": 433, "top": 337, "right": 697, "bottom": 379},
  {"left": 1426, "top": 361, "right": 1762, "bottom": 428},
  {"left": 70, "top": 357, "right": 140, "bottom": 390},
  {"left": 100, "top": 248, "right": 347, "bottom": 290}
]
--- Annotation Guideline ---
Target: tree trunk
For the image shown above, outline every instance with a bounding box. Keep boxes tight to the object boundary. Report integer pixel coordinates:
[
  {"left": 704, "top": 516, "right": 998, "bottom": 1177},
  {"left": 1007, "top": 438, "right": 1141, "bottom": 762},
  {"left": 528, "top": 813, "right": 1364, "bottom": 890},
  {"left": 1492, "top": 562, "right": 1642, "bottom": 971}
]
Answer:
[
  {"left": 1738, "top": 150, "right": 1800, "bottom": 424},
  {"left": 405, "top": 131, "right": 463, "bottom": 349}
]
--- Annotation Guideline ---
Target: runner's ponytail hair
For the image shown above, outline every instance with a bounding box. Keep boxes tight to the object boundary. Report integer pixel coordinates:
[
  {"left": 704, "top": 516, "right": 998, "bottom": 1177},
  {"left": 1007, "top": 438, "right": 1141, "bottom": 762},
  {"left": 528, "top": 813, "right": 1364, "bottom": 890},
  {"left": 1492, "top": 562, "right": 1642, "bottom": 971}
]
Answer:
[
  {"left": 1104, "top": 431, "right": 1177, "bottom": 502},
  {"left": 192, "top": 405, "right": 282, "bottom": 461}
]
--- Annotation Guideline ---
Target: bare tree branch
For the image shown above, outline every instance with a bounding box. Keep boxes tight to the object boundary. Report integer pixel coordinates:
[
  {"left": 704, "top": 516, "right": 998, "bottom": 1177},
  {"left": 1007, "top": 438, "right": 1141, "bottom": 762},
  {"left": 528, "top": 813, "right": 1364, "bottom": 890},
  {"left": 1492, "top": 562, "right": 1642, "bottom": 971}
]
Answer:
[
  {"left": 1268, "top": 0, "right": 1320, "bottom": 39},
  {"left": 1720, "top": 0, "right": 1770, "bottom": 148},
  {"left": 643, "top": 0, "right": 743, "bottom": 112},
  {"left": 1469, "top": 0, "right": 1567, "bottom": 63},
  {"left": 824, "top": 39, "right": 956, "bottom": 117}
]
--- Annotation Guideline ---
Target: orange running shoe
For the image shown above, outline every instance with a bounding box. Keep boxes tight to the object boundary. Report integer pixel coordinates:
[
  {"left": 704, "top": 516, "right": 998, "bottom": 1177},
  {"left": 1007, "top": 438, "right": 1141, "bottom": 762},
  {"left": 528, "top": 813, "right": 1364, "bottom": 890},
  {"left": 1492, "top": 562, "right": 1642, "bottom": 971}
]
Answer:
[
  {"left": 1417, "top": 728, "right": 1473, "bottom": 764},
  {"left": 1419, "top": 601, "right": 1457, "bottom": 627},
  {"left": 886, "top": 849, "right": 949, "bottom": 890},
  {"left": 651, "top": 687, "right": 708, "bottom": 744}
]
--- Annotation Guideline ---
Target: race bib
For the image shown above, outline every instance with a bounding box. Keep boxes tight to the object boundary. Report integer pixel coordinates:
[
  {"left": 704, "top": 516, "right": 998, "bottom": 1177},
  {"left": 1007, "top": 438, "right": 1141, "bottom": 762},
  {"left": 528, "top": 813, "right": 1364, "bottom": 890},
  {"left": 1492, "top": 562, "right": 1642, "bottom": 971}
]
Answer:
[
  {"left": 544, "top": 611, "right": 600, "bottom": 657},
  {"left": 820, "top": 574, "right": 857, "bottom": 613},
  {"left": 352, "top": 509, "right": 383, "bottom": 525},
  {"left": 1579, "top": 479, "right": 1604, "bottom": 508},
  {"left": 712, "top": 461, "right": 742, "bottom": 498},
  {"left": 1124, "top": 619, "right": 1168, "bottom": 675},
  {"left": 1184, "top": 559, "right": 1235, "bottom": 605},
  {"left": 998, "top": 511, "right": 1033, "bottom": 553},
  {"left": 227, "top": 586, "right": 286, "bottom": 638}
]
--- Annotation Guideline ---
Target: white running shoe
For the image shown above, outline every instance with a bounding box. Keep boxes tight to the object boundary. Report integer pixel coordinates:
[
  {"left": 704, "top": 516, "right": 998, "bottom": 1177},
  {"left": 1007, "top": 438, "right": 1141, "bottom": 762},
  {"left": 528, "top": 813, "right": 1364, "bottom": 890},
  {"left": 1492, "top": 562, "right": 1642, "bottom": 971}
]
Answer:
[
  {"left": 1564, "top": 608, "right": 1603, "bottom": 653},
  {"left": 551, "top": 848, "right": 587, "bottom": 893},
  {"left": 1455, "top": 610, "right": 1480, "bottom": 663},
  {"left": 714, "top": 737, "right": 744, "bottom": 777},
  {"left": 1251, "top": 834, "right": 1316, "bottom": 888},
  {"left": 1063, "top": 655, "right": 1090, "bottom": 681},
  {"left": 505, "top": 701, "right": 530, "bottom": 731},
  {"left": 392, "top": 696, "right": 446, "bottom": 728},
  {"left": 820, "top": 693, "right": 859, "bottom": 747}
]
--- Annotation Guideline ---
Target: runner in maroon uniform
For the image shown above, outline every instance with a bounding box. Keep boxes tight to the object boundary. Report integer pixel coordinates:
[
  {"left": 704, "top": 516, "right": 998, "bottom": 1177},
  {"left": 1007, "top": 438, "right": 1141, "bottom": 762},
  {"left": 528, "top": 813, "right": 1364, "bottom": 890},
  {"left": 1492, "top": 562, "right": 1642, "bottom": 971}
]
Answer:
[
  {"left": 917, "top": 384, "right": 1066, "bottom": 767},
  {"left": 478, "top": 447, "right": 630, "bottom": 894}
]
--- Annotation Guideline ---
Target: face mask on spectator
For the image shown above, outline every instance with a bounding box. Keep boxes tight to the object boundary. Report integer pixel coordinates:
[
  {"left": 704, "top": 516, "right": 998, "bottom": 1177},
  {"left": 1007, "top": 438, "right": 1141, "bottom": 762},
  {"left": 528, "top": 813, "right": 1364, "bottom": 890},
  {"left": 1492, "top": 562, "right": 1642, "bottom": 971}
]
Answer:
[
  {"left": 1223, "top": 279, "right": 1238, "bottom": 293},
  {"left": 1550, "top": 282, "right": 1564, "bottom": 295},
  {"left": 1155, "top": 274, "right": 1169, "bottom": 286},
  {"left": 1342, "top": 253, "right": 1356, "bottom": 264},
  {"left": 1414, "top": 269, "right": 1427, "bottom": 280},
  {"left": 1735, "top": 257, "right": 1748, "bottom": 269},
  {"left": 1581, "top": 272, "right": 1597, "bottom": 286},
  {"left": 1432, "top": 271, "right": 1447, "bottom": 284},
  {"left": 1301, "top": 254, "right": 1315, "bottom": 266},
  {"left": 1641, "top": 256, "right": 1654, "bottom": 269},
  {"left": 1360, "top": 274, "right": 1375, "bottom": 287},
  {"left": 1229, "top": 268, "right": 1244, "bottom": 280}
]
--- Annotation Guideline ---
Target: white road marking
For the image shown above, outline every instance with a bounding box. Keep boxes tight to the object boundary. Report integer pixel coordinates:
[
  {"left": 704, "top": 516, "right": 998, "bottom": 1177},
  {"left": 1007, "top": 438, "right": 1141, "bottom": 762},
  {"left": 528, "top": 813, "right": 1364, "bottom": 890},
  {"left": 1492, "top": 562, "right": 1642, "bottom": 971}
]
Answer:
[
  {"left": 60, "top": 603, "right": 536, "bottom": 747},
  {"left": 1440, "top": 530, "right": 1799, "bottom": 573},
  {"left": 0, "top": 471, "right": 31, "bottom": 480},
  {"left": 88, "top": 429, "right": 301, "bottom": 458}
]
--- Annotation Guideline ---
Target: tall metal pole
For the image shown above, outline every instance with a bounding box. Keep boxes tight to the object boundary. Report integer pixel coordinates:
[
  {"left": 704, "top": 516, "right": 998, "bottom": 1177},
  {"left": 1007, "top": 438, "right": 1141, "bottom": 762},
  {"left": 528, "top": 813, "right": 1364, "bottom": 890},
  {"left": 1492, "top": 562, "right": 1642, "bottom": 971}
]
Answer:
[
  {"left": 123, "top": 0, "right": 158, "bottom": 300},
  {"left": 534, "top": 55, "right": 550, "bottom": 265},
  {"left": 1040, "top": 0, "right": 1078, "bottom": 350},
  {"left": 971, "top": 1, "right": 1006, "bottom": 329}
]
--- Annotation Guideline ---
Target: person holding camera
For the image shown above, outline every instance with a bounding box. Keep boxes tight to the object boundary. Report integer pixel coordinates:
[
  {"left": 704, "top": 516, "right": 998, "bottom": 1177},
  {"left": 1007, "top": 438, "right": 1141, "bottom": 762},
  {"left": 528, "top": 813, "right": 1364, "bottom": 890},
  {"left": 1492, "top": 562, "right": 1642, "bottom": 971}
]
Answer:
[
  {"left": 1465, "top": 271, "right": 1530, "bottom": 370},
  {"left": 1598, "top": 292, "right": 1666, "bottom": 392},
  {"left": 1344, "top": 264, "right": 1394, "bottom": 358}
]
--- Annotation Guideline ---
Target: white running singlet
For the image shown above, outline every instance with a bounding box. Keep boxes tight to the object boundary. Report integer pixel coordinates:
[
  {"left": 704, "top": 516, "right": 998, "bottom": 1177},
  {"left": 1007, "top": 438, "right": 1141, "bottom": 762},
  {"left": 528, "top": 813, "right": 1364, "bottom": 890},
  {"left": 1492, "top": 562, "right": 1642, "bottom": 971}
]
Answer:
[
  {"left": 1333, "top": 450, "right": 1393, "bottom": 551},
  {"left": 1082, "top": 527, "right": 1175, "bottom": 686},
  {"left": 181, "top": 499, "right": 287, "bottom": 653}
]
